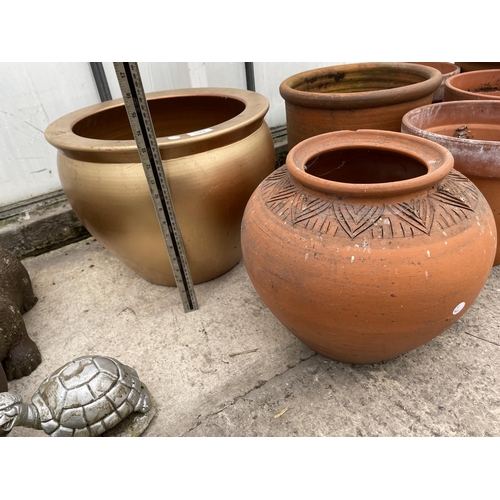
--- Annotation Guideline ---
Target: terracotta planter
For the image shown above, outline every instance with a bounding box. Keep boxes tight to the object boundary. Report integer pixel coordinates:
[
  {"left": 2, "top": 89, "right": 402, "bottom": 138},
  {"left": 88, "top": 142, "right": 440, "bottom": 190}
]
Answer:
[
  {"left": 241, "top": 130, "right": 496, "bottom": 364},
  {"left": 407, "top": 62, "right": 460, "bottom": 102},
  {"left": 444, "top": 69, "right": 500, "bottom": 101},
  {"left": 45, "top": 88, "right": 275, "bottom": 286},
  {"left": 456, "top": 63, "right": 500, "bottom": 73},
  {"left": 402, "top": 100, "right": 500, "bottom": 265},
  {"left": 279, "top": 62, "right": 442, "bottom": 149}
]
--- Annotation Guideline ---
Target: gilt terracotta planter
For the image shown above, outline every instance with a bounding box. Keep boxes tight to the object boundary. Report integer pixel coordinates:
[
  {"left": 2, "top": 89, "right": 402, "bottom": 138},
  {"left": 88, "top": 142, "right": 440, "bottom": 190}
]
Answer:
[
  {"left": 279, "top": 62, "right": 442, "bottom": 149},
  {"left": 444, "top": 69, "right": 500, "bottom": 101},
  {"left": 407, "top": 62, "right": 460, "bottom": 102},
  {"left": 241, "top": 130, "right": 496, "bottom": 364},
  {"left": 45, "top": 88, "right": 275, "bottom": 286},
  {"left": 402, "top": 99, "right": 500, "bottom": 265}
]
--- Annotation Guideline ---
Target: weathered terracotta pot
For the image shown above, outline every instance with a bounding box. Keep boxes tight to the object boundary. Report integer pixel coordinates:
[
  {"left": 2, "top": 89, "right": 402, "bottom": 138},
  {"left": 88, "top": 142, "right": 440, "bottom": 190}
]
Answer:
[
  {"left": 444, "top": 69, "right": 500, "bottom": 101},
  {"left": 45, "top": 88, "right": 275, "bottom": 286},
  {"left": 279, "top": 62, "right": 442, "bottom": 149},
  {"left": 241, "top": 130, "right": 496, "bottom": 364},
  {"left": 402, "top": 100, "right": 500, "bottom": 265},
  {"left": 456, "top": 63, "right": 500, "bottom": 73},
  {"left": 407, "top": 62, "right": 460, "bottom": 102}
]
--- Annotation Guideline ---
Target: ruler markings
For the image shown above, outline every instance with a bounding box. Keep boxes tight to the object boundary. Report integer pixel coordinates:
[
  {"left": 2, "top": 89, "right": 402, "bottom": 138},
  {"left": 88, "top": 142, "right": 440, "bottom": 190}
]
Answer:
[{"left": 114, "top": 62, "right": 198, "bottom": 313}]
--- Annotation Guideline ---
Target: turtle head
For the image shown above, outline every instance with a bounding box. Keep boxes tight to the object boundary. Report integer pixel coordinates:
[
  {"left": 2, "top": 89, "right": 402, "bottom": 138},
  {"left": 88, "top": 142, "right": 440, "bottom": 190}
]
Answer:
[{"left": 0, "top": 393, "right": 23, "bottom": 432}]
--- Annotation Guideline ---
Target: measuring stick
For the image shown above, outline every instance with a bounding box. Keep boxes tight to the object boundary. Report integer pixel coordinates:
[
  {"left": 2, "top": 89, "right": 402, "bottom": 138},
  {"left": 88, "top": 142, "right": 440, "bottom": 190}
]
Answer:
[{"left": 114, "top": 62, "right": 198, "bottom": 313}]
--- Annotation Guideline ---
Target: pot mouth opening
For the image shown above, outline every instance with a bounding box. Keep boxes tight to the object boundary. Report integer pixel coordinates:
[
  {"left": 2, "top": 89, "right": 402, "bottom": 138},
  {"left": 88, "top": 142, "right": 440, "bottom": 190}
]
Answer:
[
  {"left": 447, "top": 70, "right": 500, "bottom": 98},
  {"left": 304, "top": 148, "right": 428, "bottom": 184},
  {"left": 290, "top": 69, "right": 427, "bottom": 95},
  {"left": 287, "top": 130, "right": 453, "bottom": 198},
  {"left": 71, "top": 95, "right": 247, "bottom": 141}
]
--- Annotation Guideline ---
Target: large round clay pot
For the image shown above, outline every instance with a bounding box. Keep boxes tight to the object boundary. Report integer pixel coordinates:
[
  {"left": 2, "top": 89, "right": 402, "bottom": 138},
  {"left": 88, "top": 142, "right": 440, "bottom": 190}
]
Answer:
[
  {"left": 279, "top": 62, "right": 442, "bottom": 149},
  {"left": 401, "top": 99, "right": 500, "bottom": 265},
  {"left": 45, "top": 88, "right": 275, "bottom": 286},
  {"left": 444, "top": 69, "right": 500, "bottom": 101},
  {"left": 241, "top": 129, "right": 496, "bottom": 364},
  {"left": 407, "top": 62, "right": 460, "bottom": 102}
]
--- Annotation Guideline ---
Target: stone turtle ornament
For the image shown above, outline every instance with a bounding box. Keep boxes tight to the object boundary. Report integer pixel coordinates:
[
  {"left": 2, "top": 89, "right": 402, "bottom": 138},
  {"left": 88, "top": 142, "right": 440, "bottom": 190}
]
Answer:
[{"left": 0, "top": 355, "right": 155, "bottom": 436}]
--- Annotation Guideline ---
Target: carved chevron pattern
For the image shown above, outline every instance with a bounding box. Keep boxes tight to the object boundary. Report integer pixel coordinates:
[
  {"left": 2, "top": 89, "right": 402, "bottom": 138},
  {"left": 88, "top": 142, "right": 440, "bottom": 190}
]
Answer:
[
  {"left": 387, "top": 198, "right": 435, "bottom": 235},
  {"left": 261, "top": 166, "right": 480, "bottom": 240},
  {"left": 334, "top": 204, "right": 385, "bottom": 238}
]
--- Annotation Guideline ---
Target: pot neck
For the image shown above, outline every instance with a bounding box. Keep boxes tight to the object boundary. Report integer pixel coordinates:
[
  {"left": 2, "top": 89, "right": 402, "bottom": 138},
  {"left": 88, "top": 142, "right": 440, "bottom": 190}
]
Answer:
[{"left": 286, "top": 130, "right": 454, "bottom": 199}]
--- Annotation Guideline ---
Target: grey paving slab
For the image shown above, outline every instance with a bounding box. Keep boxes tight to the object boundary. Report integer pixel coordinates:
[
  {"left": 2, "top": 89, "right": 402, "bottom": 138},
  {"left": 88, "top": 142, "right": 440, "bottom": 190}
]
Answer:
[{"left": 4, "top": 237, "right": 500, "bottom": 437}]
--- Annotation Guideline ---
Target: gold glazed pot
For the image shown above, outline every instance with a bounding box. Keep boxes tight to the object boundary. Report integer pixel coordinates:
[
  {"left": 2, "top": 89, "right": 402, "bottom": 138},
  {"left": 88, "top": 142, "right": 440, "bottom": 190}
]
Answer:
[
  {"left": 241, "top": 130, "right": 496, "bottom": 364},
  {"left": 45, "top": 88, "right": 275, "bottom": 286},
  {"left": 279, "top": 62, "right": 442, "bottom": 149}
]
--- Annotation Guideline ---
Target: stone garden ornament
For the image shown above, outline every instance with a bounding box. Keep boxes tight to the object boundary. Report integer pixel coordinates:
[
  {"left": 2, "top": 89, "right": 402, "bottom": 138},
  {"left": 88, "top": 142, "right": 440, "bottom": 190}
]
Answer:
[
  {"left": 0, "top": 247, "right": 41, "bottom": 380},
  {"left": 0, "top": 355, "right": 155, "bottom": 436}
]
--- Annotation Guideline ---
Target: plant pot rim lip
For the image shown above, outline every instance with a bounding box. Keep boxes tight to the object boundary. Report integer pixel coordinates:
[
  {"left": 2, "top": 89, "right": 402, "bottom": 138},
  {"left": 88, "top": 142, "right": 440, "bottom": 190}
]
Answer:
[
  {"left": 402, "top": 99, "right": 500, "bottom": 147},
  {"left": 407, "top": 61, "right": 461, "bottom": 75},
  {"left": 445, "top": 69, "right": 500, "bottom": 99},
  {"left": 279, "top": 62, "right": 442, "bottom": 110},
  {"left": 286, "top": 129, "right": 454, "bottom": 198},
  {"left": 44, "top": 87, "right": 270, "bottom": 154}
]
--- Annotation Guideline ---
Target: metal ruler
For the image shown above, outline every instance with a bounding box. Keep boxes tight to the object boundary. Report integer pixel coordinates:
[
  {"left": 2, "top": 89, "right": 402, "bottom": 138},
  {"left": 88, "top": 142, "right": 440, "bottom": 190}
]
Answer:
[{"left": 114, "top": 62, "right": 198, "bottom": 313}]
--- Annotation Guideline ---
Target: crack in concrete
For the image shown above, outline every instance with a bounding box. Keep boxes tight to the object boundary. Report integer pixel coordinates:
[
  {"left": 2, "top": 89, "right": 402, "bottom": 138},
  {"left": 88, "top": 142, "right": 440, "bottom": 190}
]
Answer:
[{"left": 181, "top": 351, "right": 317, "bottom": 436}]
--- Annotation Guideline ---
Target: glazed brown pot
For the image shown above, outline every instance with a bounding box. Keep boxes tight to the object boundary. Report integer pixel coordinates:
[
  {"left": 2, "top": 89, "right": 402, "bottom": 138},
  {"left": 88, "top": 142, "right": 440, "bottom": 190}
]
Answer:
[
  {"left": 279, "top": 62, "right": 442, "bottom": 149},
  {"left": 407, "top": 62, "right": 460, "bottom": 102},
  {"left": 241, "top": 130, "right": 496, "bottom": 364},
  {"left": 444, "top": 69, "right": 500, "bottom": 101},
  {"left": 45, "top": 88, "right": 275, "bottom": 286},
  {"left": 402, "top": 100, "right": 500, "bottom": 265}
]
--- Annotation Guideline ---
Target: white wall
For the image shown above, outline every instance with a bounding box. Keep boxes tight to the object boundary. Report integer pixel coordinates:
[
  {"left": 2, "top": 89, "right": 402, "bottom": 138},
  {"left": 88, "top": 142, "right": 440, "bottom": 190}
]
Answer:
[
  {"left": 0, "top": 62, "right": 100, "bottom": 207},
  {"left": 0, "top": 62, "right": 343, "bottom": 208}
]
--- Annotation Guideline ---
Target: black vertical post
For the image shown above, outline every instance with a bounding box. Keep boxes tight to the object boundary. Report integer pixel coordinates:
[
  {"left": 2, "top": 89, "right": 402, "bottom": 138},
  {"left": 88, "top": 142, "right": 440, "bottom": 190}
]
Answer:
[
  {"left": 245, "top": 62, "right": 256, "bottom": 92},
  {"left": 90, "top": 62, "right": 112, "bottom": 102}
]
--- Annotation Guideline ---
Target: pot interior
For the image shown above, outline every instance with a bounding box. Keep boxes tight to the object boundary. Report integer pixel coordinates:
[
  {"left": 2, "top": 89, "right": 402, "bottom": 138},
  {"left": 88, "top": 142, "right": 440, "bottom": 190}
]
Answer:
[
  {"left": 305, "top": 148, "right": 428, "bottom": 184},
  {"left": 449, "top": 71, "right": 500, "bottom": 96},
  {"left": 292, "top": 67, "right": 427, "bottom": 94},
  {"left": 72, "top": 95, "right": 246, "bottom": 140},
  {"left": 406, "top": 104, "right": 500, "bottom": 142}
]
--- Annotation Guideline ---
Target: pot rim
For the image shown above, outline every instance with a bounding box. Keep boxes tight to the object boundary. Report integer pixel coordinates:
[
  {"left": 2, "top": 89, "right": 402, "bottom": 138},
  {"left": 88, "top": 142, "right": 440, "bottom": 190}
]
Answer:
[
  {"left": 407, "top": 62, "right": 460, "bottom": 78},
  {"left": 279, "top": 62, "right": 442, "bottom": 110},
  {"left": 286, "top": 129, "right": 454, "bottom": 198},
  {"left": 402, "top": 100, "right": 500, "bottom": 147},
  {"left": 44, "top": 87, "right": 270, "bottom": 161},
  {"left": 445, "top": 69, "right": 500, "bottom": 100}
]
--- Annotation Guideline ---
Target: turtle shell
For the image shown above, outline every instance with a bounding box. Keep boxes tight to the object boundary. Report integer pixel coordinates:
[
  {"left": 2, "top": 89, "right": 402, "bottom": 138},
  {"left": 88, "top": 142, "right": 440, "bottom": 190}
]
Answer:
[{"left": 31, "top": 355, "right": 147, "bottom": 437}]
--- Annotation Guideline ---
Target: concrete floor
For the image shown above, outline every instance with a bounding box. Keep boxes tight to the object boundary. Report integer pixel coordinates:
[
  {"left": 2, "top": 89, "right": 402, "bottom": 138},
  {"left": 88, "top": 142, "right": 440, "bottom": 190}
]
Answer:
[{"left": 5, "top": 237, "right": 500, "bottom": 437}]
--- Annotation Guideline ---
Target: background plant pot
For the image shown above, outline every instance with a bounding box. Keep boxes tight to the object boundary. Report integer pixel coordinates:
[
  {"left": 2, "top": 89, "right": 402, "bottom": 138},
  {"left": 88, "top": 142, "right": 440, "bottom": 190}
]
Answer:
[
  {"left": 279, "top": 62, "right": 442, "bottom": 149},
  {"left": 402, "top": 100, "right": 500, "bottom": 265},
  {"left": 241, "top": 130, "right": 496, "bottom": 364},
  {"left": 444, "top": 69, "right": 500, "bottom": 101},
  {"left": 456, "top": 62, "right": 500, "bottom": 73},
  {"left": 407, "top": 62, "right": 460, "bottom": 102},
  {"left": 45, "top": 88, "right": 275, "bottom": 286}
]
